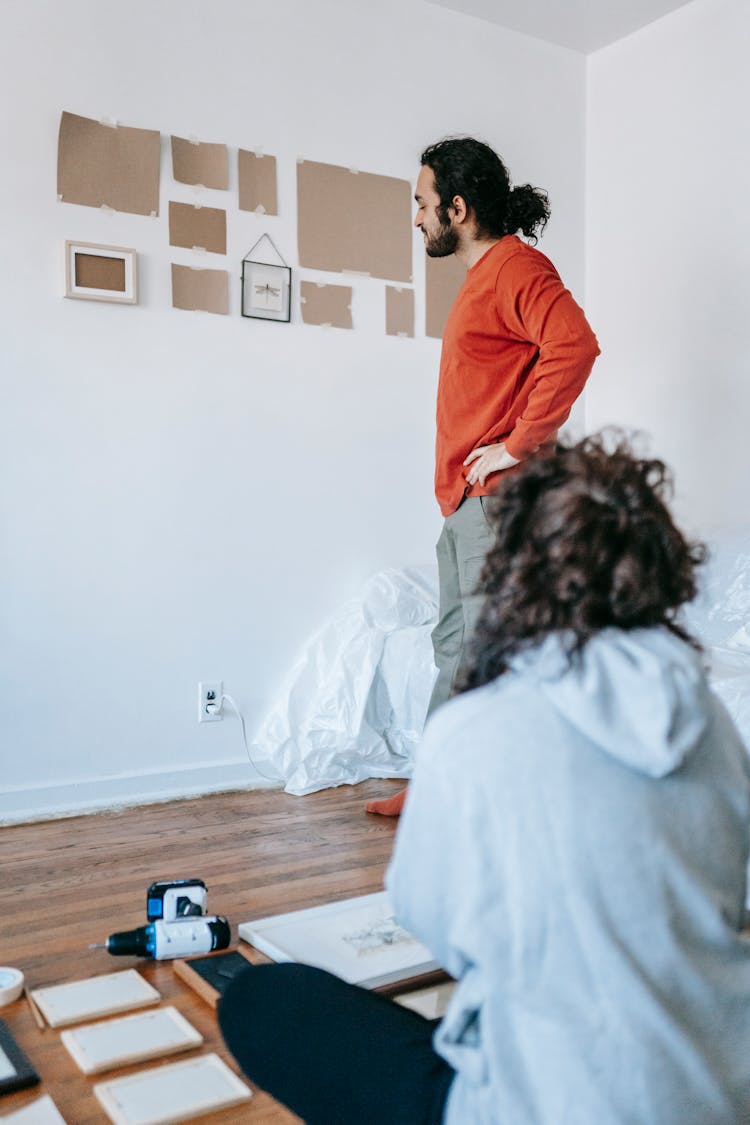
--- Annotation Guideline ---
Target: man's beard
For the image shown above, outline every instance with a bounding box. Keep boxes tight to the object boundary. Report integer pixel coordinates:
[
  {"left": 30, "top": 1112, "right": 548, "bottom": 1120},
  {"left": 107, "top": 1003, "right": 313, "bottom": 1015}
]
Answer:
[{"left": 424, "top": 219, "right": 458, "bottom": 258}]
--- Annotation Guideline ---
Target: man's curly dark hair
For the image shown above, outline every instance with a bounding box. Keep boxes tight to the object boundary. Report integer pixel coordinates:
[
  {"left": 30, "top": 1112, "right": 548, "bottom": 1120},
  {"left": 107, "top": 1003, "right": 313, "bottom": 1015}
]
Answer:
[
  {"left": 421, "top": 137, "right": 550, "bottom": 243},
  {"left": 456, "top": 433, "right": 706, "bottom": 694}
]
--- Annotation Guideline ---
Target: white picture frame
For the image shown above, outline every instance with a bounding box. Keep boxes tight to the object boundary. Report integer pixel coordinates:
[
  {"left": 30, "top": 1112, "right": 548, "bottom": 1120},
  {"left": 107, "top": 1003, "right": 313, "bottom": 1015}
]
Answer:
[
  {"left": 238, "top": 891, "right": 439, "bottom": 990},
  {"left": 64, "top": 241, "right": 137, "bottom": 304}
]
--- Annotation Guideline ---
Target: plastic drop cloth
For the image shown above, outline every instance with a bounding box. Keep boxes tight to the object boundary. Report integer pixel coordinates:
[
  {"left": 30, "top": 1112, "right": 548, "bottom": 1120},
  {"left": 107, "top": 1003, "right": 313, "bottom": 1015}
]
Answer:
[
  {"left": 252, "top": 529, "right": 750, "bottom": 798},
  {"left": 683, "top": 526, "right": 750, "bottom": 754},
  {"left": 250, "top": 567, "right": 438, "bottom": 795}
]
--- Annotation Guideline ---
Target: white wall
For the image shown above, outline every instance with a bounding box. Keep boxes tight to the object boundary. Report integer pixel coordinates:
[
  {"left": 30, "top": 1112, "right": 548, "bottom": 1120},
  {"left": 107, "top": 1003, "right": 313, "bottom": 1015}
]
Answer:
[
  {"left": 585, "top": 0, "right": 749, "bottom": 533},
  {"left": 0, "top": 0, "right": 586, "bottom": 821}
]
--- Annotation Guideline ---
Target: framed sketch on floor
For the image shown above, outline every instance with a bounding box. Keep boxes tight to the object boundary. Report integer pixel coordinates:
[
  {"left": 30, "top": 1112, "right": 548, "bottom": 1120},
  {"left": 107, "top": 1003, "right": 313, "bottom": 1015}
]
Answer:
[{"left": 238, "top": 891, "right": 442, "bottom": 991}]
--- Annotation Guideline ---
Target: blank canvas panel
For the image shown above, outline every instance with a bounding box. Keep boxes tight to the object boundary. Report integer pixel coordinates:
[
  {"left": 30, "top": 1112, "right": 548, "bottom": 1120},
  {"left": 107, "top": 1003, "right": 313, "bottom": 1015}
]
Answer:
[
  {"left": 171, "top": 265, "right": 228, "bottom": 315},
  {"left": 93, "top": 1054, "right": 251, "bottom": 1125},
  {"left": 29, "top": 971, "right": 159, "bottom": 1029},
  {"left": 61, "top": 1006, "right": 202, "bottom": 1074},
  {"left": 168, "top": 202, "right": 226, "bottom": 254},
  {"left": 297, "top": 160, "right": 412, "bottom": 282},
  {"left": 0, "top": 1095, "right": 68, "bottom": 1124},
  {"left": 57, "top": 111, "right": 160, "bottom": 216},
  {"left": 300, "top": 281, "right": 352, "bottom": 329},
  {"left": 238, "top": 151, "right": 278, "bottom": 215},
  {"left": 425, "top": 253, "right": 466, "bottom": 339},
  {"left": 385, "top": 286, "right": 414, "bottom": 338},
  {"left": 171, "top": 137, "right": 228, "bottom": 190}
]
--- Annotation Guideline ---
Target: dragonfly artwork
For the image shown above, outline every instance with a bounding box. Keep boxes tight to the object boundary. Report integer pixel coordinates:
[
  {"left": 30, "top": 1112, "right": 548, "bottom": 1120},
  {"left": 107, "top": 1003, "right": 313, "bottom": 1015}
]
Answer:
[
  {"left": 254, "top": 281, "right": 280, "bottom": 304},
  {"left": 249, "top": 269, "right": 285, "bottom": 313}
]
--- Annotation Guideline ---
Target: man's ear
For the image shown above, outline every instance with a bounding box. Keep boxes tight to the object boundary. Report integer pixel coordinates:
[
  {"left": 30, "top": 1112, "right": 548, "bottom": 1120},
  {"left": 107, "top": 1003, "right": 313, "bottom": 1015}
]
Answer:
[{"left": 451, "top": 194, "right": 469, "bottom": 223}]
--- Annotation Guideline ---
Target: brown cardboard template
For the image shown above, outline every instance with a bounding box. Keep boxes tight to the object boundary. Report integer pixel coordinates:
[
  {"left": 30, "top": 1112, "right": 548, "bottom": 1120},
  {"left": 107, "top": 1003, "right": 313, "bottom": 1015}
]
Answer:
[
  {"left": 300, "top": 281, "right": 352, "bottom": 329},
  {"left": 168, "top": 202, "right": 226, "bottom": 254},
  {"left": 425, "top": 253, "right": 466, "bottom": 339},
  {"left": 171, "top": 264, "right": 228, "bottom": 315},
  {"left": 238, "top": 151, "right": 278, "bottom": 215},
  {"left": 297, "top": 160, "right": 412, "bottom": 282},
  {"left": 171, "top": 136, "right": 228, "bottom": 190},
  {"left": 57, "top": 111, "right": 160, "bottom": 216},
  {"left": 385, "top": 286, "right": 414, "bottom": 337},
  {"left": 74, "top": 253, "right": 127, "bottom": 292}
]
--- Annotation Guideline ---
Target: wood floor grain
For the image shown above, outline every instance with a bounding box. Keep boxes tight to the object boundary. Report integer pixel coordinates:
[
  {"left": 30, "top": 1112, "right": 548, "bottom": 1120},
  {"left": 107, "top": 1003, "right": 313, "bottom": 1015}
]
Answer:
[{"left": 0, "top": 781, "right": 403, "bottom": 1124}]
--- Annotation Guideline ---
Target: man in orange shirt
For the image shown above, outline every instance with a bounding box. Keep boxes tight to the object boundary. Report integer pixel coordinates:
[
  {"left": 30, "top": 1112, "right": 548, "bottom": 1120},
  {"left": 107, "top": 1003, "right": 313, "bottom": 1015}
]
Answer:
[{"left": 367, "top": 136, "right": 599, "bottom": 816}]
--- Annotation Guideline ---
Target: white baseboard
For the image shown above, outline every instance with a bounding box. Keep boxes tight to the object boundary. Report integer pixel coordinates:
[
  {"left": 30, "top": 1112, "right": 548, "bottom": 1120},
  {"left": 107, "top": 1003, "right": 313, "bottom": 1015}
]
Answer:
[{"left": 0, "top": 761, "right": 280, "bottom": 826}]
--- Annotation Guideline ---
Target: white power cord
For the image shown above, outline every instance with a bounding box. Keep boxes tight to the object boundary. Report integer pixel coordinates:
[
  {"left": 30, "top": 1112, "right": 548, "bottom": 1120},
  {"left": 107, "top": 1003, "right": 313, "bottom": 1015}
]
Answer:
[{"left": 219, "top": 692, "right": 284, "bottom": 784}]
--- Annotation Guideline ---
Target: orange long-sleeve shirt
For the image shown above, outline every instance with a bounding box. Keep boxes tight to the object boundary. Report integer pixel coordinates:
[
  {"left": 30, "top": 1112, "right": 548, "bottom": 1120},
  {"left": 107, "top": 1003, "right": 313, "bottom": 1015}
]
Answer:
[{"left": 435, "top": 236, "right": 600, "bottom": 516}]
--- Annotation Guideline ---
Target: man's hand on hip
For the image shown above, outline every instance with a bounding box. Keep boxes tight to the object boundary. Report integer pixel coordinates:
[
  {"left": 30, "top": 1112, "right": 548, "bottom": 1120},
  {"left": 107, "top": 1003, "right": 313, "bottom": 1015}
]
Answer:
[{"left": 463, "top": 442, "right": 521, "bottom": 486}]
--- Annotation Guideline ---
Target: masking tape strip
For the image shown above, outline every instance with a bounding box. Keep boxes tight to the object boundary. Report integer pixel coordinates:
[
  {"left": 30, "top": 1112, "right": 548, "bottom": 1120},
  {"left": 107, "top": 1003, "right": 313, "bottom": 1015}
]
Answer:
[{"left": 0, "top": 966, "right": 25, "bottom": 1006}]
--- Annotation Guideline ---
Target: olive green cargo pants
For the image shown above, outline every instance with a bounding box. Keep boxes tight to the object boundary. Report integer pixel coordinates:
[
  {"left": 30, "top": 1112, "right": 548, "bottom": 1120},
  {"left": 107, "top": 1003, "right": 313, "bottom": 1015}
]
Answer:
[{"left": 426, "top": 496, "right": 496, "bottom": 718}]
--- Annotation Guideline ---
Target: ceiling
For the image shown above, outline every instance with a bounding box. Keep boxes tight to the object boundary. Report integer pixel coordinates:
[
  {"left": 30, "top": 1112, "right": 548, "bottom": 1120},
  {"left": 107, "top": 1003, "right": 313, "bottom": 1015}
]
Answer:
[{"left": 426, "top": 0, "right": 697, "bottom": 53}]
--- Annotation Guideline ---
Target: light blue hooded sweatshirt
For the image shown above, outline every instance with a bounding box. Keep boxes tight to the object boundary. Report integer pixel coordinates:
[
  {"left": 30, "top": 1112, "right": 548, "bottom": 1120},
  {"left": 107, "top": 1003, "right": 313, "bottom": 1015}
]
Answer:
[{"left": 386, "top": 627, "right": 750, "bottom": 1124}]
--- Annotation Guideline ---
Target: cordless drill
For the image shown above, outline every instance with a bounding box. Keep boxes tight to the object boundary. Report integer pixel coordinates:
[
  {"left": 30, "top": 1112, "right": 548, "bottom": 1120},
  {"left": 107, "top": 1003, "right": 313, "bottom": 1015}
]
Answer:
[{"left": 92, "top": 879, "right": 231, "bottom": 960}]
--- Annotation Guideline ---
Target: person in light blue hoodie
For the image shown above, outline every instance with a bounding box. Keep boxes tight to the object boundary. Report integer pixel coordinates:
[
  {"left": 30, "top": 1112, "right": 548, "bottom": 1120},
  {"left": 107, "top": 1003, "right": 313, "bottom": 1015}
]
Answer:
[{"left": 220, "top": 434, "right": 750, "bottom": 1125}]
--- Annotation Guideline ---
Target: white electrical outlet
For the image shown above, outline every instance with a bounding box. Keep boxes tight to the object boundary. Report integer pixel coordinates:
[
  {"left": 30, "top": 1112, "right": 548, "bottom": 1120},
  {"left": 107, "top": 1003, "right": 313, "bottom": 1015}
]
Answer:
[{"left": 198, "top": 681, "right": 223, "bottom": 723}]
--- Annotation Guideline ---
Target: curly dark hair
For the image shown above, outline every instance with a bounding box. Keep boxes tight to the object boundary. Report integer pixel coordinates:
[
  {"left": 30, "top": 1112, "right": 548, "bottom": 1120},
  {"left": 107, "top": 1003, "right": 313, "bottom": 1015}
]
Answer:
[
  {"left": 421, "top": 136, "right": 550, "bottom": 243},
  {"left": 456, "top": 433, "right": 706, "bottom": 694}
]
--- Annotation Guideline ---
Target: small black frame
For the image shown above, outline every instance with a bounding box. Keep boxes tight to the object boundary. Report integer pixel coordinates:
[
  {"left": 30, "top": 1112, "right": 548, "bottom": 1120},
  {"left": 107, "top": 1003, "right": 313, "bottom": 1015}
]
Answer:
[
  {"left": 241, "top": 259, "right": 292, "bottom": 323},
  {"left": 0, "top": 1018, "right": 40, "bottom": 1095}
]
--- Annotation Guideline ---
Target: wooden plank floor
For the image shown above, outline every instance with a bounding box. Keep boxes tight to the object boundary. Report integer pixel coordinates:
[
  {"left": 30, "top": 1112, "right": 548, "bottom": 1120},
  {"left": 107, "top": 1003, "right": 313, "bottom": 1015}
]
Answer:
[{"left": 0, "top": 781, "right": 403, "bottom": 1124}]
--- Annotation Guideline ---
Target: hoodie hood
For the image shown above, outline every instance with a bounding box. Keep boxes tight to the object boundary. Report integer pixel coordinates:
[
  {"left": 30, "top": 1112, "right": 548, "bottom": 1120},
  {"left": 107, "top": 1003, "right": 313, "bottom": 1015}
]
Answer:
[{"left": 507, "top": 627, "right": 711, "bottom": 777}]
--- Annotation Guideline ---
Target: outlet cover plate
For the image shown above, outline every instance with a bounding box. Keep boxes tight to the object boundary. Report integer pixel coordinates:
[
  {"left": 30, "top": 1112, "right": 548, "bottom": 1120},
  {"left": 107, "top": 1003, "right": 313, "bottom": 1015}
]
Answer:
[{"left": 198, "top": 681, "right": 223, "bottom": 723}]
